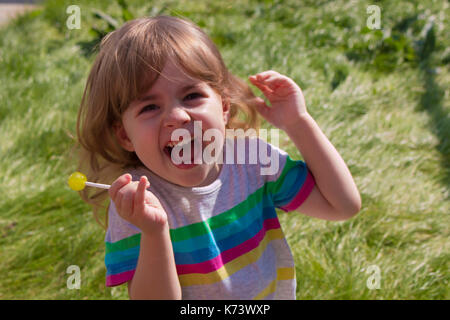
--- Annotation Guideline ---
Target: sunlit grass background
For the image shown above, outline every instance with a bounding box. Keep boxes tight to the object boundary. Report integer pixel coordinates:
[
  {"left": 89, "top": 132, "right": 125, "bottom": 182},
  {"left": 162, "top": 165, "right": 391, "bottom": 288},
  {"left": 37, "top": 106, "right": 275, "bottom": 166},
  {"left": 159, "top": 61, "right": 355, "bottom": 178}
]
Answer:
[{"left": 0, "top": 0, "right": 448, "bottom": 299}]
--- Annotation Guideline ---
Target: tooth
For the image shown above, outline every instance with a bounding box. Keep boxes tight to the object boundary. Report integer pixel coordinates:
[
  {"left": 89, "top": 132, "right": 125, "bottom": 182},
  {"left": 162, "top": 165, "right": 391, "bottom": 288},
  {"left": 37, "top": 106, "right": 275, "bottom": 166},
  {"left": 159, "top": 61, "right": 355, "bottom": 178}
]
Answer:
[
  {"left": 176, "top": 138, "right": 192, "bottom": 148},
  {"left": 166, "top": 137, "right": 195, "bottom": 149}
]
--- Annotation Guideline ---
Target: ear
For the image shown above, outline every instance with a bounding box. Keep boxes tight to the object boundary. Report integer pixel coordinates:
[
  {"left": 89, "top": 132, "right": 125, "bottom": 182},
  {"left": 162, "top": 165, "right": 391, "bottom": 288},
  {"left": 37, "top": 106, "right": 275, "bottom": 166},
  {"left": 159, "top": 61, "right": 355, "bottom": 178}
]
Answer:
[
  {"left": 222, "top": 96, "right": 231, "bottom": 125},
  {"left": 113, "top": 121, "right": 135, "bottom": 152}
]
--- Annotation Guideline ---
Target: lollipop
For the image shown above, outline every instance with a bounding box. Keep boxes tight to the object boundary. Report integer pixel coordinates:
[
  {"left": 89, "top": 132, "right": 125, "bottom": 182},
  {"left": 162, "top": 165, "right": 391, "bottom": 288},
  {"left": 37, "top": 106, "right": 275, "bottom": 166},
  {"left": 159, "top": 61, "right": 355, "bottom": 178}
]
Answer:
[{"left": 68, "top": 172, "right": 110, "bottom": 191}]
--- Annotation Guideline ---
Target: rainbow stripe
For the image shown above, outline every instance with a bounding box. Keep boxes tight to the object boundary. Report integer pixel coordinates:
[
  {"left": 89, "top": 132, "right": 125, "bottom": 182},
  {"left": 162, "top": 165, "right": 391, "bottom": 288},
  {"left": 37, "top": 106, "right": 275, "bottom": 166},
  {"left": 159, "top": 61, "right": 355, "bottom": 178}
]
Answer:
[
  {"left": 105, "top": 157, "right": 314, "bottom": 296},
  {"left": 253, "top": 267, "right": 296, "bottom": 299}
]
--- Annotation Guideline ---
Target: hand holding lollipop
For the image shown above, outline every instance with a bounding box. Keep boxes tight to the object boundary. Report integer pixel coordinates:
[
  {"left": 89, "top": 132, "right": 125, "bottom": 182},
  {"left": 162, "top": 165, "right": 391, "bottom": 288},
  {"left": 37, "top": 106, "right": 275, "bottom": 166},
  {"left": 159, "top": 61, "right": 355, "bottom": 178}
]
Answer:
[
  {"left": 109, "top": 174, "right": 168, "bottom": 234},
  {"left": 68, "top": 172, "right": 167, "bottom": 234}
]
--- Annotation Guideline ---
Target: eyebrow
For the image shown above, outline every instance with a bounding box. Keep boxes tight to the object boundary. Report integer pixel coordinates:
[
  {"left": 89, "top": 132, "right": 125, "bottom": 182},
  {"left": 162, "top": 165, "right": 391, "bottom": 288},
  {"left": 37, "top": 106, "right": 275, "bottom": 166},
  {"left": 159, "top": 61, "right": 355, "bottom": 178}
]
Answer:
[{"left": 137, "top": 83, "right": 203, "bottom": 102}]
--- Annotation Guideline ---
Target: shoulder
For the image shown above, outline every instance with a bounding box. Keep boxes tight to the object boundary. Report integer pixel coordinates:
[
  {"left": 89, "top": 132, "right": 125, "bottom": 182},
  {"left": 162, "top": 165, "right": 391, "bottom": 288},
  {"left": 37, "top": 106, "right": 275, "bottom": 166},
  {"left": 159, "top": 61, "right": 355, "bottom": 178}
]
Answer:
[{"left": 222, "top": 135, "right": 290, "bottom": 189}]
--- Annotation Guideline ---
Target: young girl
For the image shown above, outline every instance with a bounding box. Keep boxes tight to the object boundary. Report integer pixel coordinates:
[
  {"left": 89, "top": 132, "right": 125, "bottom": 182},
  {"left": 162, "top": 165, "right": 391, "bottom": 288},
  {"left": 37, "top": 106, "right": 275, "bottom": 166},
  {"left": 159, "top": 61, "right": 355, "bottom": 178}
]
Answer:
[{"left": 76, "top": 15, "right": 361, "bottom": 300}]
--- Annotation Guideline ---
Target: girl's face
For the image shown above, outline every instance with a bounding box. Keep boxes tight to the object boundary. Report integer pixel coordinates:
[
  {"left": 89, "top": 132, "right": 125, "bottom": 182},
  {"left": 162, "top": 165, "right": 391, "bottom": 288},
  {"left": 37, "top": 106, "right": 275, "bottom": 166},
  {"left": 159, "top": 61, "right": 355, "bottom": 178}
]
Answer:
[{"left": 115, "top": 60, "right": 230, "bottom": 187}]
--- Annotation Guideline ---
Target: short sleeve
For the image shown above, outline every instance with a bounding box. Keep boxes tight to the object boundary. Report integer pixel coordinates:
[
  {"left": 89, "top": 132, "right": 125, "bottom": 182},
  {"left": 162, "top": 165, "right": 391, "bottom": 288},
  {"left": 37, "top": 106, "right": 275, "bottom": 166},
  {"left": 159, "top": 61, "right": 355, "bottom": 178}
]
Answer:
[
  {"left": 260, "top": 138, "right": 316, "bottom": 212},
  {"left": 104, "top": 200, "right": 141, "bottom": 287}
]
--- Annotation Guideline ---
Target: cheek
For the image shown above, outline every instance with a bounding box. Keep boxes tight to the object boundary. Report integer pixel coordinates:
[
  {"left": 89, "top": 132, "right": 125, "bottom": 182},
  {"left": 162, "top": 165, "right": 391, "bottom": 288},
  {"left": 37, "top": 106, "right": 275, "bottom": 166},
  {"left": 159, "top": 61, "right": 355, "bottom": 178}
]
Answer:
[
  {"left": 202, "top": 102, "right": 228, "bottom": 126},
  {"left": 132, "top": 136, "right": 162, "bottom": 169},
  {"left": 129, "top": 127, "right": 159, "bottom": 153}
]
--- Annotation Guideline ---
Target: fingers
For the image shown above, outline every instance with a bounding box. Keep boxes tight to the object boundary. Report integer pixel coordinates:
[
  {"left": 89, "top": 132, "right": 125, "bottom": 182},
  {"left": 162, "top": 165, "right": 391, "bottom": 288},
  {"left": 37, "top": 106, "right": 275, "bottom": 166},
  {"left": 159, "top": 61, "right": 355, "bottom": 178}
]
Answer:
[
  {"left": 249, "top": 70, "right": 278, "bottom": 83},
  {"left": 109, "top": 174, "right": 150, "bottom": 219},
  {"left": 249, "top": 74, "right": 273, "bottom": 94},
  {"left": 250, "top": 71, "right": 301, "bottom": 103},
  {"left": 119, "top": 185, "right": 134, "bottom": 217},
  {"left": 109, "top": 173, "right": 132, "bottom": 200},
  {"left": 252, "top": 96, "right": 271, "bottom": 118},
  {"left": 249, "top": 70, "right": 291, "bottom": 90},
  {"left": 134, "top": 176, "right": 150, "bottom": 214}
]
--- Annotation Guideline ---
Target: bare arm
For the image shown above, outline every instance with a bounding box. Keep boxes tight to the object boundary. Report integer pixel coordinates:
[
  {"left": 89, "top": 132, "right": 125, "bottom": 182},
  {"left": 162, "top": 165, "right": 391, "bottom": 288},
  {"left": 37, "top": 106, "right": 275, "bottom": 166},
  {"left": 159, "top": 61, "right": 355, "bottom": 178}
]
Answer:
[
  {"left": 109, "top": 174, "right": 181, "bottom": 299},
  {"left": 128, "top": 225, "right": 181, "bottom": 300},
  {"left": 249, "top": 71, "right": 361, "bottom": 220},
  {"left": 285, "top": 113, "right": 361, "bottom": 219}
]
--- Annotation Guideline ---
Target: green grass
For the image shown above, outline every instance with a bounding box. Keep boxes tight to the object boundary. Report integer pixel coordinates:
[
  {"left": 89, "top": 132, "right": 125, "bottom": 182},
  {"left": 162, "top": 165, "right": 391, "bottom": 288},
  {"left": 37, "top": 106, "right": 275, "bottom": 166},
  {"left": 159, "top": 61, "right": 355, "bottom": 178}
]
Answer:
[{"left": 0, "top": 0, "right": 448, "bottom": 299}]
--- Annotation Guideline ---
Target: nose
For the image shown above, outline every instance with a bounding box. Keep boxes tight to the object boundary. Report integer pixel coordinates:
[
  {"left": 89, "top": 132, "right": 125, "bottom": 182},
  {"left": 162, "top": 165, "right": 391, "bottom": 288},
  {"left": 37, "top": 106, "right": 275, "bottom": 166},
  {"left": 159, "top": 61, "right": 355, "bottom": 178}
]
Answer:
[{"left": 163, "top": 104, "right": 191, "bottom": 128}]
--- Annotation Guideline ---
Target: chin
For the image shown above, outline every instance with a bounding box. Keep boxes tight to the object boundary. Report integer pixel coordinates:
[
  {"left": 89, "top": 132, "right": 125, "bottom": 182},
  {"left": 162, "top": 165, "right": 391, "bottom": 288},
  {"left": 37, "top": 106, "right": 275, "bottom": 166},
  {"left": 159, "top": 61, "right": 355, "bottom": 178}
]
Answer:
[
  {"left": 181, "top": 174, "right": 209, "bottom": 187},
  {"left": 165, "top": 170, "right": 207, "bottom": 187}
]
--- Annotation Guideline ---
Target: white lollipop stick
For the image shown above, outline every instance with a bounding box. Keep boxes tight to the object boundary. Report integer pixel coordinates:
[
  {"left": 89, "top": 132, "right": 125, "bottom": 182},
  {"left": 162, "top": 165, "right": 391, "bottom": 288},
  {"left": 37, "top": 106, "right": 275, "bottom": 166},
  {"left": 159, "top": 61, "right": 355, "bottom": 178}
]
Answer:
[{"left": 85, "top": 181, "right": 111, "bottom": 189}]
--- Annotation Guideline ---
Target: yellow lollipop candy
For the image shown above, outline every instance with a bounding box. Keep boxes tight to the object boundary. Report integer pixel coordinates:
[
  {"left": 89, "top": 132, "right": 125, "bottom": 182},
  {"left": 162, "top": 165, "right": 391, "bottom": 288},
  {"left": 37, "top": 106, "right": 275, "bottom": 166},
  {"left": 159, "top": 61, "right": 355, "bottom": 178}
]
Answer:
[
  {"left": 68, "top": 172, "right": 87, "bottom": 191},
  {"left": 68, "top": 172, "right": 110, "bottom": 191}
]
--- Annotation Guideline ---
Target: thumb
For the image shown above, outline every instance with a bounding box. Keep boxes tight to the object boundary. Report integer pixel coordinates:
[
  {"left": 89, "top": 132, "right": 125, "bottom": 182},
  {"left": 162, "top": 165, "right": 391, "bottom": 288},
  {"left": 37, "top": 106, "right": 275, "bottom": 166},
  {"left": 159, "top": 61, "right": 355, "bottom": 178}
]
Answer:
[{"left": 252, "top": 97, "right": 271, "bottom": 119}]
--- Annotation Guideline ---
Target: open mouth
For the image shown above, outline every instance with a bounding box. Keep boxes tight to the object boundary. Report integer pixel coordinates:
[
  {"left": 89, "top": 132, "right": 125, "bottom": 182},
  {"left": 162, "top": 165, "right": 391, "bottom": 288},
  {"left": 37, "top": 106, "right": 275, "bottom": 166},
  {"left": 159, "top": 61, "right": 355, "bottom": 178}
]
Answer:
[{"left": 163, "top": 136, "right": 201, "bottom": 165}]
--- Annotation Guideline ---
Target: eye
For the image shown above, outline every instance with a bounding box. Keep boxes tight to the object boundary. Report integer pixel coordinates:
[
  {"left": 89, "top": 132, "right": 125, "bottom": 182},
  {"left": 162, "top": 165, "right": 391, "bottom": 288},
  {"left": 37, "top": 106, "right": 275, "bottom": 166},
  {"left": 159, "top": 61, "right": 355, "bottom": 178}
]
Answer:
[
  {"left": 184, "top": 92, "right": 203, "bottom": 100},
  {"left": 139, "top": 104, "right": 159, "bottom": 114}
]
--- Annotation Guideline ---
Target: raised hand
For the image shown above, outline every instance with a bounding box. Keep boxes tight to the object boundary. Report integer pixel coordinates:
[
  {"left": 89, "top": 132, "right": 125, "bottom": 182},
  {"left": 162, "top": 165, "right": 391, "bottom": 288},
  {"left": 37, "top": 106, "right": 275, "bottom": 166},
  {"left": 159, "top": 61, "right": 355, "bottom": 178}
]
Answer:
[{"left": 249, "top": 70, "right": 308, "bottom": 131}]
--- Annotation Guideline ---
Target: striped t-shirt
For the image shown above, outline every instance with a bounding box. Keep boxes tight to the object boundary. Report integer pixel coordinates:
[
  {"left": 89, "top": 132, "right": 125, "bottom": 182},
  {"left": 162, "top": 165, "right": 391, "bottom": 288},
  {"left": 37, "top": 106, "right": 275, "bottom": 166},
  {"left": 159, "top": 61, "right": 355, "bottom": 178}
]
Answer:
[{"left": 104, "top": 137, "right": 315, "bottom": 299}]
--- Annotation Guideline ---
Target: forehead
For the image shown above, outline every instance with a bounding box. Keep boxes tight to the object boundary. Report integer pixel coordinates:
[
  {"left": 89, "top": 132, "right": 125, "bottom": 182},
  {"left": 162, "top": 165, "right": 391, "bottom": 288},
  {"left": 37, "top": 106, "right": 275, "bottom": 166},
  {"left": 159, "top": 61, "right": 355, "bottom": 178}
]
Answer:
[
  {"left": 134, "top": 61, "right": 206, "bottom": 102},
  {"left": 155, "top": 60, "right": 198, "bottom": 87}
]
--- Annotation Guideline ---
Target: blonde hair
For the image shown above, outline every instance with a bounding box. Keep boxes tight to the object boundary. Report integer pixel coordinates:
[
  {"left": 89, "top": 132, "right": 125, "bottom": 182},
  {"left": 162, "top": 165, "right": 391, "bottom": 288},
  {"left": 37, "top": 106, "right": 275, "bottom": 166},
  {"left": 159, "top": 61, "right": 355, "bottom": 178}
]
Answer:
[{"left": 76, "top": 15, "right": 261, "bottom": 229}]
